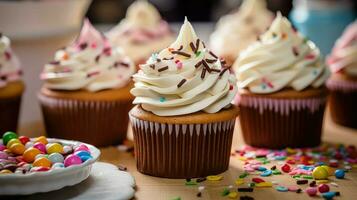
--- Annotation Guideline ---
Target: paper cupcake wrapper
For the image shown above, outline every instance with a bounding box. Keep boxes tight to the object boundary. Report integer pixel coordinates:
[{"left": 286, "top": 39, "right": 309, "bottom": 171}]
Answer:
[
  {"left": 0, "top": 96, "right": 22, "bottom": 133},
  {"left": 326, "top": 78, "right": 357, "bottom": 92},
  {"left": 38, "top": 93, "right": 133, "bottom": 147},
  {"left": 238, "top": 95, "right": 326, "bottom": 149},
  {"left": 130, "top": 116, "right": 236, "bottom": 178},
  {"left": 329, "top": 88, "right": 357, "bottom": 129},
  {"left": 235, "top": 94, "right": 327, "bottom": 115}
]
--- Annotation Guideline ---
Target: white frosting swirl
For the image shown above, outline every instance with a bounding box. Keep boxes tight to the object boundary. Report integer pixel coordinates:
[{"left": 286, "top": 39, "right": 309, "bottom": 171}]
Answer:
[
  {"left": 41, "top": 19, "right": 135, "bottom": 92},
  {"left": 131, "top": 18, "right": 237, "bottom": 116},
  {"left": 234, "top": 13, "right": 329, "bottom": 94},
  {"left": 327, "top": 20, "right": 357, "bottom": 76},
  {"left": 210, "top": 0, "right": 273, "bottom": 61},
  {"left": 0, "top": 34, "right": 22, "bottom": 88},
  {"left": 107, "top": 0, "right": 174, "bottom": 63}
]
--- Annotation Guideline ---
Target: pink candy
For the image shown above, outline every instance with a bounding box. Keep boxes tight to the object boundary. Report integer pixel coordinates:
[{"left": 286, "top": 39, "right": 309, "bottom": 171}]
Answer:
[
  {"left": 33, "top": 142, "right": 46, "bottom": 153},
  {"left": 74, "top": 144, "right": 90, "bottom": 153},
  {"left": 306, "top": 187, "right": 317, "bottom": 196},
  {"left": 0, "top": 144, "right": 6, "bottom": 151},
  {"left": 64, "top": 154, "right": 82, "bottom": 167}
]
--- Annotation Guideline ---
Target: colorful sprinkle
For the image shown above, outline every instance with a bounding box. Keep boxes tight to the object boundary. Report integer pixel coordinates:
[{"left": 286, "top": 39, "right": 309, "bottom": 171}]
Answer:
[
  {"left": 159, "top": 97, "right": 166, "bottom": 102},
  {"left": 207, "top": 175, "right": 223, "bottom": 181}
]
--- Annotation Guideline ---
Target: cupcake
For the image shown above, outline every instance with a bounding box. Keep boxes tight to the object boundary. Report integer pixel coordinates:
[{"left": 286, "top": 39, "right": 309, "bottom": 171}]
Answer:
[
  {"left": 0, "top": 34, "right": 24, "bottom": 133},
  {"left": 107, "top": 0, "right": 174, "bottom": 67},
  {"left": 233, "top": 13, "right": 330, "bottom": 149},
  {"left": 210, "top": 0, "right": 273, "bottom": 65},
  {"left": 38, "top": 19, "right": 136, "bottom": 147},
  {"left": 129, "top": 18, "right": 239, "bottom": 178},
  {"left": 326, "top": 21, "right": 357, "bottom": 128}
]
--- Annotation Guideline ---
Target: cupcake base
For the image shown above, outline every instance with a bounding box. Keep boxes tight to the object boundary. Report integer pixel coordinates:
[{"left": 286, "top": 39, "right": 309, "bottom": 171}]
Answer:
[
  {"left": 236, "top": 88, "right": 328, "bottom": 149},
  {"left": 0, "top": 81, "right": 24, "bottom": 133},
  {"left": 38, "top": 83, "right": 134, "bottom": 147},
  {"left": 129, "top": 105, "right": 239, "bottom": 178}
]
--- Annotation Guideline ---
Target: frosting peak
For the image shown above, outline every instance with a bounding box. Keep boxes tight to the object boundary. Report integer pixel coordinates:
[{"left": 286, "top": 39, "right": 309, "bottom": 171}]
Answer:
[
  {"left": 126, "top": 0, "right": 161, "bottom": 28},
  {"left": 327, "top": 20, "right": 357, "bottom": 76},
  {"left": 0, "top": 34, "right": 22, "bottom": 88},
  {"left": 41, "top": 19, "right": 135, "bottom": 92},
  {"left": 234, "top": 13, "right": 329, "bottom": 94}
]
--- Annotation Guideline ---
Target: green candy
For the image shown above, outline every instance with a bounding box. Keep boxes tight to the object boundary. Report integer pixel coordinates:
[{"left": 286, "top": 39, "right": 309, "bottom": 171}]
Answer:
[
  {"left": 185, "top": 181, "right": 197, "bottom": 186},
  {"left": 2, "top": 131, "right": 18, "bottom": 145},
  {"left": 302, "top": 175, "right": 313, "bottom": 179},
  {"left": 239, "top": 172, "right": 248, "bottom": 178},
  {"left": 272, "top": 170, "right": 282, "bottom": 175},
  {"left": 221, "top": 188, "right": 230, "bottom": 196}
]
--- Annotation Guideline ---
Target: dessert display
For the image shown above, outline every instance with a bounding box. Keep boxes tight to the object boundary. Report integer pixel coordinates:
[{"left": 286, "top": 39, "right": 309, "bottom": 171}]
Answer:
[
  {"left": 129, "top": 18, "right": 239, "bottom": 178},
  {"left": 38, "top": 19, "right": 135, "bottom": 146},
  {"left": 107, "top": 0, "right": 174, "bottom": 67},
  {"left": 210, "top": 0, "right": 273, "bottom": 65},
  {"left": 0, "top": 33, "right": 24, "bottom": 133},
  {"left": 326, "top": 20, "right": 357, "bottom": 128},
  {"left": 233, "top": 13, "right": 329, "bottom": 148}
]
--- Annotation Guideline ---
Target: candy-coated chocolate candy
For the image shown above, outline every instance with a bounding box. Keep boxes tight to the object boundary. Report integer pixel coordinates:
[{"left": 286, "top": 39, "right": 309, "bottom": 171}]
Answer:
[
  {"left": 63, "top": 145, "right": 73, "bottom": 154},
  {"left": 79, "top": 155, "right": 92, "bottom": 162},
  {"left": 30, "top": 166, "right": 50, "bottom": 172},
  {"left": 335, "top": 169, "right": 345, "bottom": 179},
  {"left": 0, "top": 151, "right": 8, "bottom": 159},
  {"left": 46, "top": 143, "right": 63, "bottom": 154},
  {"left": 48, "top": 153, "right": 64, "bottom": 163},
  {"left": 322, "top": 192, "right": 337, "bottom": 200},
  {"left": 261, "top": 169, "right": 272, "bottom": 177},
  {"left": 35, "top": 136, "right": 48, "bottom": 145},
  {"left": 74, "top": 144, "right": 90, "bottom": 152},
  {"left": 0, "top": 169, "right": 13, "bottom": 174},
  {"left": 2, "top": 132, "right": 18, "bottom": 145},
  {"left": 6, "top": 138, "right": 21, "bottom": 149},
  {"left": 306, "top": 187, "right": 318, "bottom": 196},
  {"left": 64, "top": 154, "right": 82, "bottom": 167},
  {"left": 18, "top": 136, "right": 30, "bottom": 145},
  {"left": 33, "top": 157, "right": 52, "bottom": 168},
  {"left": 74, "top": 150, "right": 91, "bottom": 158},
  {"left": 35, "top": 154, "right": 48, "bottom": 160},
  {"left": 33, "top": 142, "right": 46, "bottom": 153},
  {"left": 321, "top": 165, "right": 334, "bottom": 176},
  {"left": 0, "top": 144, "right": 5, "bottom": 151},
  {"left": 318, "top": 184, "right": 330, "bottom": 193},
  {"left": 9, "top": 143, "right": 25, "bottom": 155},
  {"left": 312, "top": 166, "right": 328, "bottom": 180},
  {"left": 276, "top": 186, "right": 288, "bottom": 192},
  {"left": 52, "top": 162, "right": 65, "bottom": 169},
  {"left": 25, "top": 141, "right": 34, "bottom": 149},
  {"left": 23, "top": 147, "right": 41, "bottom": 163},
  {"left": 281, "top": 164, "right": 291, "bottom": 173}
]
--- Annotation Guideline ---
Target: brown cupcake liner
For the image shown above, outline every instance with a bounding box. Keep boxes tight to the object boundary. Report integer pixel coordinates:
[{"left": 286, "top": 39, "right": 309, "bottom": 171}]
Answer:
[
  {"left": 129, "top": 115, "right": 236, "bottom": 178},
  {"left": 38, "top": 93, "right": 133, "bottom": 147},
  {"left": 0, "top": 96, "right": 22, "bottom": 133},
  {"left": 238, "top": 95, "right": 327, "bottom": 149}
]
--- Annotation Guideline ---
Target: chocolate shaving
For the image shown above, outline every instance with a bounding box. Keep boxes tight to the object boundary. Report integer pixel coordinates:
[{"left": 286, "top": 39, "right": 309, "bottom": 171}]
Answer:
[
  {"left": 209, "top": 51, "right": 218, "bottom": 59},
  {"left": 177, "top": 45, "right": 183, "bottom": 51},
  {"left": 163, "top": 57, "right": 174, "bottom": 60},
  {"left": 205, "top": 59, "right": 217, "bottom": 63},
  {"left": 201, "top": 68, "right": 206, "bottom": 79},
  {"left": 189, "top": 42, "right": 196, "bottom": 52},
  {"left": 195, "top": 61, "right": 203, "bottom": 68},
  {"left": 149, "top": 64, "right": 155, "bottom": 69},
  {"left": 202, "top": 60, "right": 211, "bottom": 72},
  {"left": 171, "top": 50, "right": 191, "bottom": 58},
  {"left": 195, "top": 39, "right": 200, "bottom": 52},
  {"left": 177, "top": 79, "right": 186, "bottom": 88},
  {"left": 158, "top": 66, "right": 169, "bottom": 72}
]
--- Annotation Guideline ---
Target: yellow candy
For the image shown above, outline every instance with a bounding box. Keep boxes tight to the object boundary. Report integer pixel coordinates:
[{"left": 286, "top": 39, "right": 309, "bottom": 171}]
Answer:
[
  {"left": 23, "top": 147, "right": 41, "bottom": 163},
  {"left": 312, "top": 166, "right": 329, "bottom": 180},
  {"left": 207, "top": 175, "right": 223, "bottom": 181},
  {"left": 35, "top": 136, "right": 48, "bottom": 145},
  {"left": 235, "top": 178, "right": 244, "bottom": 186},
  {"left": 228, "top": 191, "right": 238, "bottom": 199},
  {"left": 10, "top": 143, "right": 25, "bottom": 155},
  {"left": 33, "top": 157, "right": 52, "bottom": 168},
  {"left": 316, "top": 180, "right": 329, "bottom": 184},
  {"left": 238, "top": 156, "right": 247, "bottom": 161},
  {"left": 321, "top": 165, "right": 334, "bottom": 176},
  {"left": 6, "top": 138, "right": 21, "bottom": 149},
  {"left": 0, "top": 169, "right": 12, "bottom": 174},
  {"left": 255, "top": 182, "right": 273, "bottom": 187},
  {"left": 46, "top": 143, "right": 63, "bottom": 154},
  {"left": 352, "top": 164, "right": 357, "bottom": 169},
  {"left": 286, "top": 148, "right": 296, "bottom": 154}
]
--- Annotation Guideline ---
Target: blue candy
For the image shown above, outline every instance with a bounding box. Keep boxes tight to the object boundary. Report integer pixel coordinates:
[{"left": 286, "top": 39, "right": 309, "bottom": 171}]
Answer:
[
  {"left": 257, "top": 166, "right": 267, "bottom": 171},
  {"left": 80, "top": 155, "right": 92, "bottom": 162},
  {"left": 74, "top": 150, "right": 91, "bottom": 158},
  {"left": 335, "top": 169, "right": 345, "bottom": 179},
  {"left": 261, "top": 170, "right": 272, "bottom": 177},
  {"left": 276, "top": 186, "right": 288, "bottom": 192},
  {"left": 322, "top": 192, "right": 336, "bottom": 200}
]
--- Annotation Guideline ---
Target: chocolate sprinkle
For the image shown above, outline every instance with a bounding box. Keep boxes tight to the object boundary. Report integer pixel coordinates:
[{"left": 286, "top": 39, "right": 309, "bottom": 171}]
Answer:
[
  {"left": 205, "top": 58, "right": 217, "bottom": 63},
  {"left": 238, "top": 188, "right": 254, "bottom": 192},
  {"left": 195, "top": 61, "right": 203, "bottom": 68},
  {"left": 149, "top": 64, "right": 155, "bottom": 70},
  {"left": 196, "top": 177, "right": 206, "bottom": 183},
  {"left": 210, "top": 69, "right": 221, "bottom": 73},
  {"left": 202, "top": 60, "right": 211, "bottom": 72},
  {"left": 219, "top": 67, "right": 229, "bottom": 77},
  {"left": 201, "top": 68, "right": 206, "bottom": 79},
  {"left": 163, "top": 57, "right": 174, "bottom": 60},
  {"left": 156, "top": 58, "right": 161, "bottom": 62},
  {"left": 292, "top": 47, "right": 299, "bottom": 56},
  {"left": 195, "top": 39, "right": 200, "bottom": 52},
  {"left": 79, "top": 43, "right": 88, "bottom": 50},
  {"left": 119, "top": 62, "right": 129, "bottom": 67},
  {"left": 95, "top": 55, "right": 101, "bottom": 63},
  {"left": 190, "top": 42, "right": 196, "bottom": 52},
  {"left": 117, "top": 164, "right": 127, "bottom": 171},
  {"left": 177, "top": 79, "right": 186, "bottom": 88},
  {"left": 202, "top": 42, "right": 206, "bottom": 48},
  {"left": 177, "top": 45, "right": 183, "bottom": 51},
  {"left": 171, "top": 50, "right": 191, "bottom": 58},
  {"left": 158, "top": 66, "right": 169, "bottom": 72},
  {"left": 49, "top": 61, "right": 60, "bottom": 65},
  {"left": 0, "top": 75, "right": 6, "bottom": 81},
  {"left": 209, "top": 51, "right": 218, "bottom": 59}
]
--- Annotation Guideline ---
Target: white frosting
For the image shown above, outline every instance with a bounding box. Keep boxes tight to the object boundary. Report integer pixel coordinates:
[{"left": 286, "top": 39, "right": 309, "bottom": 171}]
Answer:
[
  {"left": 41, "top": 19, "right": 135, "bottom": 92},
  {"left": 0, "top": 35, "right": 21, "bottom": 88},
  {"left": 131, "top": 18, "right": 237, "bottom": 116},
  {"left": 234, "top": 13, "right": 329, "bottom": 94},
  {"left": 327, "top": 20, "right": 357, "bottom": 76},
  {"left": 107, "top": 0, "right": 174, "bottom": 63},
  {"left": 210, "top": 0, "right": 273, "bottom": 61}
]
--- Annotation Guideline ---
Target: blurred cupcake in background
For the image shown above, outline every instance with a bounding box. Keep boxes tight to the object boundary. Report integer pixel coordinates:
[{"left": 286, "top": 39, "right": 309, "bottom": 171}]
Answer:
[
  {"left": 0, "top": 34, "right": 24, "bottom": 133},
  {"left": 107, "top": 0, "right": 174, "bottom": 68},
  {"left": 210, "top": 0, "right": 273, "bottom": 66},
  {"left": 38, "top": 19, "right": 135, "bottom": 146},
  {"left": 233, "top": 13, "right": 329, "bottom": 149},
  {"left": 326, "top": 21, "right": 357, "bottom": 129}
]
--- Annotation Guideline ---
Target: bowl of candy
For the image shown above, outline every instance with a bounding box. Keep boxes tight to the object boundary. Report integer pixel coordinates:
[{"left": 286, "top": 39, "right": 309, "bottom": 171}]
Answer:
[{"left": 0, "top": 132, "right": 100, "bottom": 195}]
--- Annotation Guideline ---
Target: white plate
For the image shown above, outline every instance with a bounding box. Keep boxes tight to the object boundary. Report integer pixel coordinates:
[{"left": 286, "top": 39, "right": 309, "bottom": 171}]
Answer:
[{"left": 0, "top": 138, "right": 100, "bottom": 195}]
